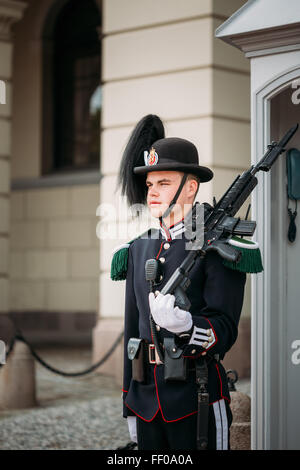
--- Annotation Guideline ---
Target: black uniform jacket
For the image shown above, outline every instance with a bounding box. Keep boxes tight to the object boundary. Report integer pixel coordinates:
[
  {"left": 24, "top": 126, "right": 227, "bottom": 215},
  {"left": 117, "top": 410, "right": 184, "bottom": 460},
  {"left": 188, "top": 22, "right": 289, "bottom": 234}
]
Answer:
[{"left": 122, "top": 218, "right": 246, "bottom": 422}]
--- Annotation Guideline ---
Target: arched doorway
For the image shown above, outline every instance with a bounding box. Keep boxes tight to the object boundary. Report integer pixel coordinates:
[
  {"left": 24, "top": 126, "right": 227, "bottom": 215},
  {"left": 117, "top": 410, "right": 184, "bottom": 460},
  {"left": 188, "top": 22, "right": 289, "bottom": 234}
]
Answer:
[{"left": 252, "top": 65, "right": 300, "bottom": 449}]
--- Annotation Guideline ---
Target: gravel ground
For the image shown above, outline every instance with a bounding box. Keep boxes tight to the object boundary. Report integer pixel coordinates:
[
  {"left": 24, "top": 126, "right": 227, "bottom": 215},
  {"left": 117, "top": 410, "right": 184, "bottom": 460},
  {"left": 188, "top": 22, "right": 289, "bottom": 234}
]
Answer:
[
  {"left": 0, "top": 396, "right": 129, "bottom": 450},
  {"left": 0, "top": 346, "right": 130, "bottom": 450},
  {"left": 0, "top": 345, "right": 250, "bottom": 450}
]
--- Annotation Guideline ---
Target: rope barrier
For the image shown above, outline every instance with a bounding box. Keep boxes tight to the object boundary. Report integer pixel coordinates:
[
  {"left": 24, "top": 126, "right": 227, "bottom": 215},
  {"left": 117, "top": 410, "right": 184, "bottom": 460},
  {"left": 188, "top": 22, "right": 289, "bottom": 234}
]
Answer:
[
  {"left": 16, "top": 330, "right": 124, "bottom": 377},
  {"left": 0, "top": 316, "right": 124, "bottom": 377},
  {"left": 0, "top": 320, "right": 132, "bottom": 450},
  {"left": 0, "top": 317, "right": 239, "bottom": 452}
]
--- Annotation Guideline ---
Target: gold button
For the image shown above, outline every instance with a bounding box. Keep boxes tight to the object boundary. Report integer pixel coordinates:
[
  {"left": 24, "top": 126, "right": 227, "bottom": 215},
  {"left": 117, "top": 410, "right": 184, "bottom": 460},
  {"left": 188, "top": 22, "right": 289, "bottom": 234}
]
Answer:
[
  {"left": 159, "top": 257, "right": 165, "bottom": 263},
  {"left": 172, "top": 347, "right": 177, "bottom": 353},
  {"left": 163, "top": 243, "right": 170, "bottom": 250},
  {"left": 154, "top": 290, "right": 160, "bottom": 296},
  {"left": 156, "top": 325, "right": 160, "bottom": 332},
  {"left": 202, "top": 341, "right": 208, "bottom": 348},
  {"left": 191, "top": 349, "right": 196, "bottom": 354}
]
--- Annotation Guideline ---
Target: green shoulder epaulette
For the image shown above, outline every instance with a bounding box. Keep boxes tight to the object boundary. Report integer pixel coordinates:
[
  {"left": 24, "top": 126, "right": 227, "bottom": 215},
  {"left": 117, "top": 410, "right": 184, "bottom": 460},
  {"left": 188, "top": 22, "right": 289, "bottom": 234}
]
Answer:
[
  {"left": 222, "top": 236, "right": 264, "bottom": 274},
  {"left": 110, "top": 240, "right": 135, "bottom": 281},
  {"left": 110, "top": 228, "right": 157, "bottom": 281}
]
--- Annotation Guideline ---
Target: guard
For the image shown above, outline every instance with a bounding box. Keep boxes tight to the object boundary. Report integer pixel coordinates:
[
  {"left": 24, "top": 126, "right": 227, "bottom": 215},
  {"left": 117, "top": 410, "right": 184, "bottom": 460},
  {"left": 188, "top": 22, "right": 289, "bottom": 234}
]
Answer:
[{"left": 112, "top": 114, "right": 248, "bottom": 450}]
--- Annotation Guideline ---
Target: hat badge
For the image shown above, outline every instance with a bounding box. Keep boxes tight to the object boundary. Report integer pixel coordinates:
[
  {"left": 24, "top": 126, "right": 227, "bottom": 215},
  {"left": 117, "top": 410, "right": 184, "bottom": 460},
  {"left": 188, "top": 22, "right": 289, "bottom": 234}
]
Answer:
[{"left": 144, "top": 147, "right": 158, "bottom": 166}]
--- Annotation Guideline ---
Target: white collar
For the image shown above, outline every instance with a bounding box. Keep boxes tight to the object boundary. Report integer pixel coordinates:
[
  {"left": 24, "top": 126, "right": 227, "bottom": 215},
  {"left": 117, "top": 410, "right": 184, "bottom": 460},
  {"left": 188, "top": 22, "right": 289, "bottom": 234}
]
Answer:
[{"left": 159, "top": 219, "right": 186, "bottom": 240}]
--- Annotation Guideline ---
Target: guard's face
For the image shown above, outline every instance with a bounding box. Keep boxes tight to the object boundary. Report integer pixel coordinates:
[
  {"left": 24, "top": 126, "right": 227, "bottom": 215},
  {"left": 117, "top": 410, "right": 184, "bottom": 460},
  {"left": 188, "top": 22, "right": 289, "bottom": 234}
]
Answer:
[{"left": 146, "top": 171, "right": 196, "bottom": 220}]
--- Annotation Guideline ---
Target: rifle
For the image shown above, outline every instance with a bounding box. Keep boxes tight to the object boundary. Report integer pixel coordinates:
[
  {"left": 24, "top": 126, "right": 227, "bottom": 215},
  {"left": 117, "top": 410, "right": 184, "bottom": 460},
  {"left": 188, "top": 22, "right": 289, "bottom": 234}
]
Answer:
[{"left": 151, "top": 123, "right": 299, "bottom": 311}]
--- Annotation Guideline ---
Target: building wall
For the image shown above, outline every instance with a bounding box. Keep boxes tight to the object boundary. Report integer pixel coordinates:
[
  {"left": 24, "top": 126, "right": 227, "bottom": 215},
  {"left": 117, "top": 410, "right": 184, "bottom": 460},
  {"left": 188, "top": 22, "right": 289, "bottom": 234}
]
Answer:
[
  {"left": 0, "top": 38, "right": 11, "bottom": 315},
  {"left": 10, "top": 185, "right": 99, "bottom": 308},
  {"left": 0, "top": 0, "right": 27, "bottom": 323},
  {"left": 94, "top": 0, "right": 251, "bottom": 381},
  {"left": 6, "top": 0, "right": 102, "bottom": 344}
]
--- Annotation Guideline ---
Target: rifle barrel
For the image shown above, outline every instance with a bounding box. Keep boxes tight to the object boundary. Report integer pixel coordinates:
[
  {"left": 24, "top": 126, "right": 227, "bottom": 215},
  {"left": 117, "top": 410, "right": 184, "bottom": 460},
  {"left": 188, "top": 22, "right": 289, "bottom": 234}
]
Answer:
[
  {"left": 279, "top": 123, "right": 299, "bottom": 148},
  {"left": 254, "top": 123, "right": 299, "bottom": 173}
]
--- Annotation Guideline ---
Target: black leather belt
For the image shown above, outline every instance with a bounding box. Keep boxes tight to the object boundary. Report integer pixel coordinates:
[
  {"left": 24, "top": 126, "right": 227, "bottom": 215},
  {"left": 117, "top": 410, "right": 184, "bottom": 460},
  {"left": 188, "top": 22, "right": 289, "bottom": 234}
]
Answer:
[
  {"left": 145, "top": 341, "right": 219, "bottom": 365},
  {"left": 147, "top": 342, "right": 163, "bottom": 365}
]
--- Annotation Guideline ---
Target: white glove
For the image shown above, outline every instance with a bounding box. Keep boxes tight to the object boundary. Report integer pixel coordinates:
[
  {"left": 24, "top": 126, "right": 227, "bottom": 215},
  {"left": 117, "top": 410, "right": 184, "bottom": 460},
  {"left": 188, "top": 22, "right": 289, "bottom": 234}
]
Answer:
[
  {"left": 149, "top": 292, "right": 193, "bottom": 334},
  {"left": 127, "top": 416, "right": 137, "bottom": 443}
]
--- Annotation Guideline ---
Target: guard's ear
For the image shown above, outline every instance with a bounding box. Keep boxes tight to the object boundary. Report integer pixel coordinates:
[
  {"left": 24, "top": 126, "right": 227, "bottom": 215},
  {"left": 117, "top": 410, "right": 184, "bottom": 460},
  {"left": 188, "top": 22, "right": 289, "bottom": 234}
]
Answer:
[{"left": 187, "top": 177, "right": 199, "bottom": 200}]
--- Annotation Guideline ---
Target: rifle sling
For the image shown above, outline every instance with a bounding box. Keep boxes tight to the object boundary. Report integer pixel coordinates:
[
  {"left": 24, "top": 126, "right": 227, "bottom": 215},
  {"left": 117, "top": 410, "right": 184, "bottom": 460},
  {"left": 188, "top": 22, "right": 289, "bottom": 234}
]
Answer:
[{"left": 195, "top": 356, "right": 209, "bottom": 450}]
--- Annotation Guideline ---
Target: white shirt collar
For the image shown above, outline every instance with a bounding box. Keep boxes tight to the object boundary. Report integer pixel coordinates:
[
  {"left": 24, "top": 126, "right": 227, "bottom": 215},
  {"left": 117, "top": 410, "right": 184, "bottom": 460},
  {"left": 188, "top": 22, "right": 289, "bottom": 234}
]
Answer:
[{"left": 159, "top": 219, "right": 186, "bottom": 240}]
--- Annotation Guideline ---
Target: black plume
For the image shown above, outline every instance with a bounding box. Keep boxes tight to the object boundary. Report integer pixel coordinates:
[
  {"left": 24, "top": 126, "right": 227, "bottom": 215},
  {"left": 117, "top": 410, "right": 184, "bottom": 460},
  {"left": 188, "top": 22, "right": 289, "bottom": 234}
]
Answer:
[{"left": 117, "top": 114, "right": 165, "bottom": 206}]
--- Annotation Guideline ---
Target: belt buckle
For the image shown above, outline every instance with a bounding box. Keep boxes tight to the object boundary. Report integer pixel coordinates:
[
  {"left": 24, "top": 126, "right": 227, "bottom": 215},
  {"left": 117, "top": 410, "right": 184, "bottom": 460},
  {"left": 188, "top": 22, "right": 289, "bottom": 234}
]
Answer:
[
  {"left": 149, "top": 344, "right": 156, "bottom": 364},
  {"left": 149, "top": 344, "right": 163, "bottom": 365}
]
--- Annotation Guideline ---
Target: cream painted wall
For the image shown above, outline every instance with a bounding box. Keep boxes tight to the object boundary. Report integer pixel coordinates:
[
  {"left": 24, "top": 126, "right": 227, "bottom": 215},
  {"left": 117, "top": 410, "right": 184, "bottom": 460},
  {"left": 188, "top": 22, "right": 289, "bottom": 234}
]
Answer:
[
  {"left": 10, "top": 185, "right": 100, "bottom": 312},
  {"left": 103, "top": 0, "right": 247, "bottom": 34},
  {"left": 9, "top": 0, "right": 102, "bottom": 314},
  {"left": 0, "top": 0, "right": 27, "bottom": 313}
]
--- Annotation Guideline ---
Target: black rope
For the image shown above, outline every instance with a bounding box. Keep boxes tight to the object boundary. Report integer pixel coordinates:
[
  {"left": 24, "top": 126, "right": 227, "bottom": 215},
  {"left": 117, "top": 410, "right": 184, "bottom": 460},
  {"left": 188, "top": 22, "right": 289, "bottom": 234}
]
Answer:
[
  {"left": 0, "top": 315, "right": 124, "bottom": 377},
  {"left": 1, "top": 327, "right": 239, "bottom": 451},
  {"left": 0, "top": 318, "right": 133, "bottom": 451},
  {"left": 14, "top": 330, "right": 124, "bottom": 377}
]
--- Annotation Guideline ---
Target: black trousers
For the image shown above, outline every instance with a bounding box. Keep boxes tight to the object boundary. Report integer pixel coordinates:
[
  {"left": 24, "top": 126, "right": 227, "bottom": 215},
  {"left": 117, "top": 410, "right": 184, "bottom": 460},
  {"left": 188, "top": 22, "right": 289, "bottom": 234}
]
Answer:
[{"left": 136, "top": 400, "right": 232, "bottom": 450}]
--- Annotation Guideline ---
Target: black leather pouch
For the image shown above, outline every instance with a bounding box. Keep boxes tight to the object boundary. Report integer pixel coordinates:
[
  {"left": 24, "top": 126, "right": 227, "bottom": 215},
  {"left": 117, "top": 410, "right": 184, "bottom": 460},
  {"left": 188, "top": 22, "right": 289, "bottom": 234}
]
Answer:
[
  {"left": 127, "top": 338, "right": 145, "bottom": 383},
  {"left": 163, "top": 337, "right": 187, "bottom": 382}
]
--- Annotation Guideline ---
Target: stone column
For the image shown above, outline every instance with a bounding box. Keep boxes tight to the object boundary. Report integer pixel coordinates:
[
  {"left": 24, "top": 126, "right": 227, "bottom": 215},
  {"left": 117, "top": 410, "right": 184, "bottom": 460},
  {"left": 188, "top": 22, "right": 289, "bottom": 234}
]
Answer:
[
  {"left": 0, "top": 0, "right": 27, "bottom": 321},
  {"left": 0, "top": 1, "right": 37, "bottom": 410},
  {"left": 230, "top": 389, "right": 251, "bottom": 450}
]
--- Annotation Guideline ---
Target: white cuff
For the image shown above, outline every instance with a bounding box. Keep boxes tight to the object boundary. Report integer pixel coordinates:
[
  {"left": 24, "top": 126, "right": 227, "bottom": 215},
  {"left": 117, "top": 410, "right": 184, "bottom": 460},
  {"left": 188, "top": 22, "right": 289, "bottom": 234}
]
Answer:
[
  {"left": 127, "top": 416, "right": 137, "bottom": 443},
  {"left": 189, "top": 325, "right": 216, "bottom": 349}
]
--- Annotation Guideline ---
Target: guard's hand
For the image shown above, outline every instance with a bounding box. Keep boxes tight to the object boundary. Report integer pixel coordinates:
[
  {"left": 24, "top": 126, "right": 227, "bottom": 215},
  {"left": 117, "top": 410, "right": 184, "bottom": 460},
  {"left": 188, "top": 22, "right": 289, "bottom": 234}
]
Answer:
[
  {"left": 149, "top": 292, "right": 193, "bottom": 334},
  {"left": 127, "top": 416, "right": 137, "bottom": 443}
]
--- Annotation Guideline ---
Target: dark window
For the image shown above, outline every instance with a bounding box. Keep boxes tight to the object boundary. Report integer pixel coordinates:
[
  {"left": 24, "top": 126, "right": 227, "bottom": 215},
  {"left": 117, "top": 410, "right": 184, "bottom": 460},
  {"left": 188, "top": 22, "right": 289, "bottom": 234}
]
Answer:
[{"left": 52, "top": 0, "right": 101, "bottom": 173}]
